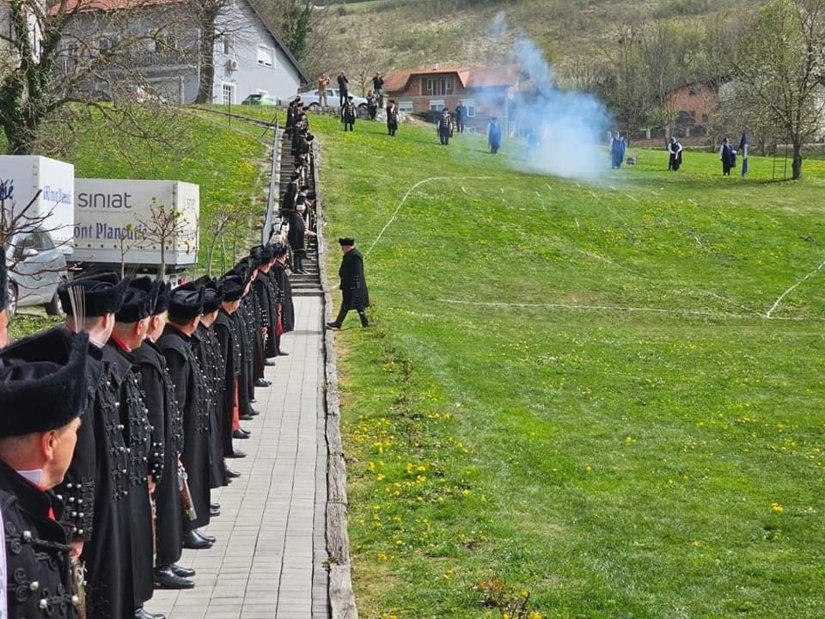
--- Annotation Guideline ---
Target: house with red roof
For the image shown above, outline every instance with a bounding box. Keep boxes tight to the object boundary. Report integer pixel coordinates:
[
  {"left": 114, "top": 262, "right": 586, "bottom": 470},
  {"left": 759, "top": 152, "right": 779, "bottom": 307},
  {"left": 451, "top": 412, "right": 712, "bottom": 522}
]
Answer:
[
  {"left": 55, "top": 0, "right": 307, "bottom": 104},
  {"left": 383, "top": 64, "right": 524, "bottom": 130}
]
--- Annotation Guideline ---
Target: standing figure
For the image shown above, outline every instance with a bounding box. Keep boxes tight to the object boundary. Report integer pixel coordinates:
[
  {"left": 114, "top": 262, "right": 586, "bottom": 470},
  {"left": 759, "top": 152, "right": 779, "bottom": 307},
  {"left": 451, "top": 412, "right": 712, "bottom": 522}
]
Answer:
[
  {"left": 454, "top": 103, "right": 465, "bottom": 133},
  {"left": 326, "top": 238, "right": 370, "bottom": 329},
  {"left": 318, "top": 73, "right": 330, "bottom": 109},
  {"left": 611, "top": 131, "right": 627, "bottom": 169},
  {"left": 739, "top": 131, "right": 749, "bottom": 177},
  {"left": 720, "top": 136, "right": 736, "bottom": 176},
  {"left": 157, "top": 284, "right": 214, "bottom": 552},
  {"left": 668, "top": 137, "right": 683, "bottom": 171},
  {"left": 337, "top": 71, "right": 349, "bottom": 107},
  {"left": 487, "top": 116, "right": 502, "bottom": 154},
  {"left": 386, "top": 99, "right": 399, "bottom": 136},
  {"left": 437, "top": 108, "right": 453, "bottom": 145},
  {"left": 372, "top": 72, "right": 384, "bottom": 98},
  {"left": 133, "top": 283, "right": 195, "bottom": 590},
  {"left": 0, "top": 331, "right": 90, "bottom": 618},
  {"left": 341, "top": 96, "right": 357, "bottom": 131},
  {"left": 366, "top": 90, "right": 378, "bottom": 120}
]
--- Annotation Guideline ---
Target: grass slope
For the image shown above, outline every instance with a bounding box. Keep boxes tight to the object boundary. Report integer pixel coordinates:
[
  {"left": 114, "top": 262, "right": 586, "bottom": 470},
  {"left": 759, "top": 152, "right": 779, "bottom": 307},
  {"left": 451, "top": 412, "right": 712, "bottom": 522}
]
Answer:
[{"left": 312, "top": 113, "right": 825, "bottom": 618}]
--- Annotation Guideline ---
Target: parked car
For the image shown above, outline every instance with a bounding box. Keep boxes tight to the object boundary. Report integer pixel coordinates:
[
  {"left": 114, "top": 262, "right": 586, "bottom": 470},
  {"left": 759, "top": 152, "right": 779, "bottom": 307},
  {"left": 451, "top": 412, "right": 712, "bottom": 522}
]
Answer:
[
  {"left": 241, "top": 94, "right": 280, "bottom": 106},
  {"left": 296, "top": 88, "right": 368, "bottom": 109},
  {"left": 5, "top": 229, "right": 67, "bottom": 316}
]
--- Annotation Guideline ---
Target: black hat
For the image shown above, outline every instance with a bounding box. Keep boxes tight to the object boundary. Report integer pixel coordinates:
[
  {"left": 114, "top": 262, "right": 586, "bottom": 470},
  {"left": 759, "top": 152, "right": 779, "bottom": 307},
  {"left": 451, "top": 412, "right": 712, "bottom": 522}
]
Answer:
[
  {"left": 115, "top": 276, "right": 154, "bottom": 323},
  {"left": 251, "top": 246, "right": 273, "bottom": 266},
  {"left": 0, "top": 246, "right": 7, "bottom": 312},
  {"left": 202, "top": 280, "right": 225, "bottom": 314},
  {"left": 0, "top": 329, "right": 89, "bottom": 436},
  {"left": 231, "top": 259, "right": 254, "bottom": 287},
  {"left": 270, "top": 242, "right": 289, "bottom": 257},
  {"left": 152, "top": 281, "right": 171, "bottom": 315},
  {"left": 58, "top": 272, "right": 130, "bottom": 317},
  {"left": 338, "top": 238, "right": 355, "bottom": 246},
  {"left": 168, "top": 283, "right": 205, "bottom": 321},
  {"left": 220, "top": 274, "right": 244, "bottom": 302}
]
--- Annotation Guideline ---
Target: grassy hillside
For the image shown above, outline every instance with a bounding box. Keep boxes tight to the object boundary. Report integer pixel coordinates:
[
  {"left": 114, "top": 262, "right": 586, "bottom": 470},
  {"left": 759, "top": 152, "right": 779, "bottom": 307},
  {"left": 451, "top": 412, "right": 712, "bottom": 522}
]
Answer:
[
  {"left": 311, "top": 0, "right": 768, "bottom": 83},
  {"left": 308, "top": 112, "right": 825, "bottom": 617}
]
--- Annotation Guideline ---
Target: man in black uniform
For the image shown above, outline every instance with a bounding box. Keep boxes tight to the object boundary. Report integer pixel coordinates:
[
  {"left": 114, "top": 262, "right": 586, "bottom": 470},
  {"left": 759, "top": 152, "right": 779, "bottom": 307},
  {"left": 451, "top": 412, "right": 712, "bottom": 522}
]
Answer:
[
  {"left": 133, "top": 284, "right": 195, "bottom": 590},
  {"left": 0, "top": 331, "right": 90, "bottom": 618},
  {"left": 327, "top": 238, "right": 370, "bottom": 328},
  {"left": 214, "top": 274, "right": 245, "bottom": 462},
  {"left": 157, "top": 283, "right": 214, "bottom": 550},
  {"left": 270, "top": 243, "right": 295, "bottom": 351},
  {"left": 107, "top": 278, "right": 166, "bottom": 619},
  {"left": 341, "top": 96, "right": 357, "bottom": 131},
  {"left": 386, "top": 99, "right": 399, "bottom": 137},
  {"left": 56, "top": 272, "right": 136, "bottom": 619}
]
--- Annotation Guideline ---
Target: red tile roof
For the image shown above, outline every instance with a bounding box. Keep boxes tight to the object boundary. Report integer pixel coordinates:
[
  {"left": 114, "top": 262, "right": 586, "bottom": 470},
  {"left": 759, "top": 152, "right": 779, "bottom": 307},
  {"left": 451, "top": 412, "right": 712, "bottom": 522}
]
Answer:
[
  {"left": 383, "top": 64, "right": 522, "bottom": 94},
  {"left": 52, "top": 0, "right": 181, "bottom": 14}
]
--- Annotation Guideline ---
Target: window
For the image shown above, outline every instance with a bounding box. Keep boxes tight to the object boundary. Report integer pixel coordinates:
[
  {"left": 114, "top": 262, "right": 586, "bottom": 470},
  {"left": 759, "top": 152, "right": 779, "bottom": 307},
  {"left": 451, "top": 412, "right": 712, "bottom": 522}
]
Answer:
[
  {"left": 257, "top": 45, "right": 274, "bottom": 67},
  {"left": 221, "top": 82, "right": 235, "bottom": 105},
  {"left": 440, "top": 77, "right": 454, "bottom": 95},
  {"left": 429, "top": 99, "right": 445, "bottom": 112},
  {"left": 461, "top": 99, "right": 476, "bottom": 117},
  {"left": 222, "top": 34, "right": 233, "bottom": 55},
  {"left": 398, "top": 100, "right": 413, "bottom": 113},
  {"left": 423, "top": 78, "right": 434, "bottom": 96}
]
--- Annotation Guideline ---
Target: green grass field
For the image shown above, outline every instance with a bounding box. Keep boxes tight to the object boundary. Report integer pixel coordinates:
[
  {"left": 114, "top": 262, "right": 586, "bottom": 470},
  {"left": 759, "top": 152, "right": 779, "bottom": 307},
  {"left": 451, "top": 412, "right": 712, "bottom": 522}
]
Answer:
[{"left": 309, "top": 113, "right": 825, "bottom": 618}]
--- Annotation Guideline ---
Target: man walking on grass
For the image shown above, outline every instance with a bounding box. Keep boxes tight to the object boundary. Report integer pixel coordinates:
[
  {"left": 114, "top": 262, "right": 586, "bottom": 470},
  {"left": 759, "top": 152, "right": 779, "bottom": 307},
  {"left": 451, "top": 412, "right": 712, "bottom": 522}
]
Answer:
[{"left": 327, "top": 238, "right": 369, "bottom": 329}]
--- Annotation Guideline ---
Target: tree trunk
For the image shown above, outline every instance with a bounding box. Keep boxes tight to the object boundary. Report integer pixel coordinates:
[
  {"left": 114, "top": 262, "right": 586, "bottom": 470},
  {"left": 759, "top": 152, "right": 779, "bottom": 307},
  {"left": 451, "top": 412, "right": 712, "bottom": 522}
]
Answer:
[
  {"left": 195, "top": 16, "right": 218, "bottom": 104},
  {"left": 792, "top": 142, "right": 803, "bottom": 180}
]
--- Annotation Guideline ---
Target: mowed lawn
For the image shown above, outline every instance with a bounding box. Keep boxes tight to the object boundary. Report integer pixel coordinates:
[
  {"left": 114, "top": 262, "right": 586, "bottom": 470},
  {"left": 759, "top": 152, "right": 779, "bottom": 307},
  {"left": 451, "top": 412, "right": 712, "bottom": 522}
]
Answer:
[{"left": 311, "top": 113, "right": 825, "bottom": 618}]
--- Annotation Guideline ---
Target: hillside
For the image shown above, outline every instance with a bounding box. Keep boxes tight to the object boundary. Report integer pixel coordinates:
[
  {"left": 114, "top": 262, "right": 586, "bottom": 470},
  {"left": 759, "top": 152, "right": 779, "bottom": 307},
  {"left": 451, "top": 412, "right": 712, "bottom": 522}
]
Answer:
[{"left": 309, "top": 0, "right": 769, "bottom": 86}]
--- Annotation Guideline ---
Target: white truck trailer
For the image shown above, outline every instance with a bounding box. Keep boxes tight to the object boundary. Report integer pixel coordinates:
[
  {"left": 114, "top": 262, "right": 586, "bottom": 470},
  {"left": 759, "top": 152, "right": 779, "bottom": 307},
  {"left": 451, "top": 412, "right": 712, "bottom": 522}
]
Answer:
[{"left": 73, "top": 179, "right": 200, "bottom": 283}]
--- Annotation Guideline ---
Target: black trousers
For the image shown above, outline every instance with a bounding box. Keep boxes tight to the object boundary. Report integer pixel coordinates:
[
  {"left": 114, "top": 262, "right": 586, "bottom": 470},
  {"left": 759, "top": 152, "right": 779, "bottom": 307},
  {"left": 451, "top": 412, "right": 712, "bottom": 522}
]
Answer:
[{"left": 335, "top": 305, "right": 368, "bottom": 327}]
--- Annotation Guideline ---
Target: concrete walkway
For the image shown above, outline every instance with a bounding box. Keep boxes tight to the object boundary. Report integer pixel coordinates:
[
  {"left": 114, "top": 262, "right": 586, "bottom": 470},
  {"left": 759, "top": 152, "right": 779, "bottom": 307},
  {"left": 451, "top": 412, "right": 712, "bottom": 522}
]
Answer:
[{"left": 151, "top": 296, "right": 328, "bottom": 619}]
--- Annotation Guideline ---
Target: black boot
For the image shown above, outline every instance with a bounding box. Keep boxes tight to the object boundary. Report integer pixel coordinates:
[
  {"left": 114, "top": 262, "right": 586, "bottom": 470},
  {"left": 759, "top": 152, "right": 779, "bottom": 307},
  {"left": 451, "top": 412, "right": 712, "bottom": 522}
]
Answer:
[{"left": 154, "top": 565, "right": 195, "bottom": 589}]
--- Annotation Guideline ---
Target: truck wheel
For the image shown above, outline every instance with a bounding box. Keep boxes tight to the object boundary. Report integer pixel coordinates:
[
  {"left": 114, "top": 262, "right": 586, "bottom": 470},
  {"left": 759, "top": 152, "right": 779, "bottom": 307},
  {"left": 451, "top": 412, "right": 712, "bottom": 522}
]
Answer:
[
  {"left": 45, "top": 291, "right": 63, "bottom": 316},
  {"left": 6, "top": 283, "right": 17, "bottom": 318}
]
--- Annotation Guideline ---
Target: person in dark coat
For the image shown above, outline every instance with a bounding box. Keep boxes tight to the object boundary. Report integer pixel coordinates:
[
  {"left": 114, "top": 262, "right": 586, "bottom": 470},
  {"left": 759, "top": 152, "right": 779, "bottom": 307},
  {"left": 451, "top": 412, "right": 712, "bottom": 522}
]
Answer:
[
  {"left": 191, "top": 280, "right": 230, "bottom": 490},
  {"left": 611, "top": 131, "right": 627, "bottom": 168},
  {"left": 270, "top": 243, "right": 295, "bottom": 342},
  {"left": 250, "top": 246, "right": 277, "bottom": 376},
  {"left": 230, "top": 261, "right": 258, "bottom": 434},
  {"left": 0, "top": 330, "right": 90, "bottom": 618},
  {"left": 437, "top": 108, "right": 453, "bottom": 145},
  {"left": 372, "top": 72, "right": 384, "bottom": 98},
  {"left": 454, "top": 103, "right": 466, "bottom": 133},
  {"left": 287, "top": 205, "right": 308, "bottom": 274},
  {"left": 341, "top": 96, "right": 357, "bottom": 131},
  {"left": 487, "top": 117, "right": 502, "bottom": 154},
  {"left": 337, "top": 71, "right": 349, "bottom": 107},
  {"left": 366, "top": 90, "right": 378, "bottom": 120},
  {"left": 386, "top": 99, "right": 399, "bottom": 136},
  {"left": 667, "top": 137, "right": 683, "bottom": 171},
  {"left": 327, "top": 238, "right": 369, "bottom": 328},
  {"left": 720, "top": 136, "right": 736, "bottom": 176},
  {"left": 56, "top": 273, "right": 139, "bottom": 619},
  {"left": 214, "top": 274, "right": 245, "bottom": 461},
  {"left": 133, "top": 283, "right": 195, "bottom": 590},
  {"left": 157, "top": 284, "right": 214, "bottom": 551},
  {"left": 106, "top": 278, "right": 167, "bottom": 619}
]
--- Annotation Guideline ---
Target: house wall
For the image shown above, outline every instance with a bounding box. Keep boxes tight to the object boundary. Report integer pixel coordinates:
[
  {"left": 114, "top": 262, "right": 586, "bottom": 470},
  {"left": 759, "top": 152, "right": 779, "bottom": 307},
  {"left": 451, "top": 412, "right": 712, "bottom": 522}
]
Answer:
[
  {"left": 665, "top": 83, "right": 717, "bottom": 128},
  {"left": 389, "top": 78, "right": 509, "bottom": 129},
  {"left": 210, "top": 1, "right": 303, "bottom": 105}
]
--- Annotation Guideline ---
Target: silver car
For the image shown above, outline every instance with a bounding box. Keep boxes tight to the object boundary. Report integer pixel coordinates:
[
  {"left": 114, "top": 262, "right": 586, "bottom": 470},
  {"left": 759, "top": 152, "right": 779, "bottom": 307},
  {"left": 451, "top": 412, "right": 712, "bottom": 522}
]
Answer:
[
  {"left": 296, "top": 88, "right": 368, "bottom": 109},
  {"left": 6, "top": 228, "right": 67, "bottom": 316}
]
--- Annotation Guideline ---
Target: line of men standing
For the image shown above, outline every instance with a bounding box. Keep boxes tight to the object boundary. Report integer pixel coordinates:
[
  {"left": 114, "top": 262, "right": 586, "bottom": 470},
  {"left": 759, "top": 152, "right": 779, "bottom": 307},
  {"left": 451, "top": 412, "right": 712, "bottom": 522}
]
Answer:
[{"left": 0, "top": 240, "right": 296, "bottom": 618}]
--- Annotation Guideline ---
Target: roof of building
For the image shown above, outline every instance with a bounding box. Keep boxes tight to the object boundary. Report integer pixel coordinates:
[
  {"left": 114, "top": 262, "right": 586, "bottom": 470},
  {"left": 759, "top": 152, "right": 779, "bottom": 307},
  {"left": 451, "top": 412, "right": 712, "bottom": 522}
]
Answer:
[
  {"left": 383, "top": 64, "right": 522, "bottom": 94},
  {"left": 54, "top": 0, "right": 308, "bottom": 84}
]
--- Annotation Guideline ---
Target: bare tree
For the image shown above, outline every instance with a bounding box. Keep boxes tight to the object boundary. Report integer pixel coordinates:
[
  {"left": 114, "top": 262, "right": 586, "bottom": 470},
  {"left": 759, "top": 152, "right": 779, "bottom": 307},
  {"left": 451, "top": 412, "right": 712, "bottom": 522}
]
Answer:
[
  {"left": 733, "top": 0, "right": 825, "bottom": 179},
  {"left": 138, "top": 198, "right": 190, "bottom": 281}
]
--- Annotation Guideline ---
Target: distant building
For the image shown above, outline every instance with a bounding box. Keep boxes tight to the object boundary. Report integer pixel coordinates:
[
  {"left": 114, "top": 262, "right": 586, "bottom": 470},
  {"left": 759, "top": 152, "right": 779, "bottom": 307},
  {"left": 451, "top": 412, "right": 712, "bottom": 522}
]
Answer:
[
  {"left": 57, "top": 0, "right": 307, "bottom": 104},
  {"left": 664, "top": 82, "right": 718, "bottom": 137},
  {"left": 383, "top": 64, "right": 524, "bottom": 130}
]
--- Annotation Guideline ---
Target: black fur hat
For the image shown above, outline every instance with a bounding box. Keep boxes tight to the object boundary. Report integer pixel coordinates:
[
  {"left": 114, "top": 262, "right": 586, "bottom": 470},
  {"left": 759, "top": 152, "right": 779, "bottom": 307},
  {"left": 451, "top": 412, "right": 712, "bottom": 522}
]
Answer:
[
  {"left": 0, "top": 329, "right": 89, "bottom": 436},
  {"left": 115, "top": 276, "right": 154, "bottom": 323},
  {"left": 152, "top": 281, "right": 171, "bottom": 315},
  {"left": 58, "top": 272, "right": 130, "bottom": 318},
  {"left": 338, "top": 238, "right": 355, "bottom": 247},
  {"left": 168, "top": 282, "right": 205, "bottom": 321},
  {"left": 220, "top": 274, "right": 244, "bottom": 302},
  {"left": 201, "top": 280, "right": 225, "bottom": 314}
]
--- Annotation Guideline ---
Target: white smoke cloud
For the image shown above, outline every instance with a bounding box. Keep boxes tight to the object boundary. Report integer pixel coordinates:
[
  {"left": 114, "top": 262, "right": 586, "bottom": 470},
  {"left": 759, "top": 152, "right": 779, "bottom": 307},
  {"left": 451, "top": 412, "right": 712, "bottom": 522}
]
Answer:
[{"left": 481, "top": 21, "right": 611, "bottom": 181}]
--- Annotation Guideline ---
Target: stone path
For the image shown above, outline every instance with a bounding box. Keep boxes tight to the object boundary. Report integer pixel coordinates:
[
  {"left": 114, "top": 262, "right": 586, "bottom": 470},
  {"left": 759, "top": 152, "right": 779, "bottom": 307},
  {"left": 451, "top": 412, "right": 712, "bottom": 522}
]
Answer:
[{"left": 151, "top": 296, "right": 328, "bottom": 619}]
